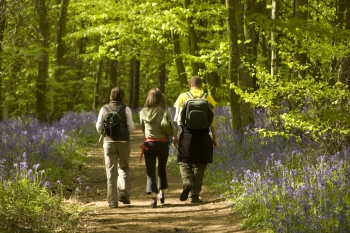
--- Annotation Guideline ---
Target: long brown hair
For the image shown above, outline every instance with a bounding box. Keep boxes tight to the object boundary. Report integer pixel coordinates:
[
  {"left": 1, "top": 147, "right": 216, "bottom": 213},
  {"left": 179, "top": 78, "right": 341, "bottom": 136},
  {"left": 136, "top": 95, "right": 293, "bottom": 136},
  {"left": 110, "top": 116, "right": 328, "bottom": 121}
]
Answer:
[{"left": 144, "top": 88, "right": 166, "bottom": 109}]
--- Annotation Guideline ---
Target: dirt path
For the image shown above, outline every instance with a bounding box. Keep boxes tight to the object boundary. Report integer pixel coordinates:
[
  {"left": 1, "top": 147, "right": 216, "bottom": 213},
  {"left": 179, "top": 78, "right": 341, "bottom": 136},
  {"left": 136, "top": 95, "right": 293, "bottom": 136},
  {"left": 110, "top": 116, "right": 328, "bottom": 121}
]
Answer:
[{"left": 79, "top": 123, "right": 254, "bottom": 233}]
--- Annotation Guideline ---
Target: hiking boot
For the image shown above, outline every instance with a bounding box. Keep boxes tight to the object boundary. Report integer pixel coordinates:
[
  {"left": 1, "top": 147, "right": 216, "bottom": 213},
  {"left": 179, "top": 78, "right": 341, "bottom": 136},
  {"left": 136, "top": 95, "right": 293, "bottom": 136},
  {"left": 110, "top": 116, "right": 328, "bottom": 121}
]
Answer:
[
  {"left": 180, "top": 185, "right": 192, "bottom": 201},
  {"left": 190, "top": 196, "right": 203, "bottom": 203},
  {"left": 151, "top": 197, "right": 157, "bottom": 208},
  {"left": 157, "top": 192, "right": 165, "bottom": 204},
  {"left": 119, "top": 198, "right": 131, "bottom": 204}
]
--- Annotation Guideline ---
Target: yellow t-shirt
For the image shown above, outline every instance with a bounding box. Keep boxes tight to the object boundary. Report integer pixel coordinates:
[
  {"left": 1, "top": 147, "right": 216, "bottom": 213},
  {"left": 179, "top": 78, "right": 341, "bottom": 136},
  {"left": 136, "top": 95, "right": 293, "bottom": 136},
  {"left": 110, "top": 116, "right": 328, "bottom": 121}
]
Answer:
[
  {"left": 174, "top": 89, "right": 217, "bottom": 127},
  {"left": 174, "top": 89, "right": 217, "bottom": 109}
]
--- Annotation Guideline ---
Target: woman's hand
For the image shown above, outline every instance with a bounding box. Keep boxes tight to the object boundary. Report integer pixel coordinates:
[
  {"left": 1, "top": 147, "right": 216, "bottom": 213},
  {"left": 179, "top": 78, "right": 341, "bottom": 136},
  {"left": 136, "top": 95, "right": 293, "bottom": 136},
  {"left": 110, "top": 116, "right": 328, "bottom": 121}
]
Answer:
[{"left": 172, "top": 137, "right": 178, "bottom": 149}]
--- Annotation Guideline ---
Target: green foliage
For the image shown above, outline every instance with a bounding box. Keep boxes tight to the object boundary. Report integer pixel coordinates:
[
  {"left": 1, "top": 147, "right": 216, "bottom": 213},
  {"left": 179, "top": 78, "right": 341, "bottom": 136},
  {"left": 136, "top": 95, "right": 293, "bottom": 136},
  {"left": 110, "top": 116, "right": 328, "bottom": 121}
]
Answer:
[{"left": 0, "top": 167, "right": 82, "bottom": 232}]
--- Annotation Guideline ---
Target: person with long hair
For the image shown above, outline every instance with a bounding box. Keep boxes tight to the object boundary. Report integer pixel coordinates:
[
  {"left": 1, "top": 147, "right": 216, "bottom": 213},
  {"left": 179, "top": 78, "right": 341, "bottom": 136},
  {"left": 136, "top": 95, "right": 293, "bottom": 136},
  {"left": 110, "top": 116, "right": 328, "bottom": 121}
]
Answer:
[
  {"left": 139, "top": 88, "right": 176, "bottom": 208},
  {"left": 96, "top": 87, "right": 135, "bottom": 208}
]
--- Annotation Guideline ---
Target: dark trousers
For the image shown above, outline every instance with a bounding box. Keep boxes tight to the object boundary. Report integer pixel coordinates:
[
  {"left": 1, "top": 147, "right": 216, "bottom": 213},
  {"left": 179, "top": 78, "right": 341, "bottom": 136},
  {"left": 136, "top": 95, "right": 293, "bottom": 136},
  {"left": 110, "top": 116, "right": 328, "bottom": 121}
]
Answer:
[
  {"left": 179, "top": 162, "right": 207, "bottom": 198},
  {"left": 144, "top": 141, "right": 169, "bottom": 194}
]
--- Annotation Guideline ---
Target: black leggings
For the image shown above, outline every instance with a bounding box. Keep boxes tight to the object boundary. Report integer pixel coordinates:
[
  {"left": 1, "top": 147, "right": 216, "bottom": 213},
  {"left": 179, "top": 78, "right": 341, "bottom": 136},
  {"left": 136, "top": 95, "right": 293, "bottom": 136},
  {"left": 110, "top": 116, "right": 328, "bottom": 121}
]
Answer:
[{"left": 144, "top": 141, "right": 169, "bottom": 194}]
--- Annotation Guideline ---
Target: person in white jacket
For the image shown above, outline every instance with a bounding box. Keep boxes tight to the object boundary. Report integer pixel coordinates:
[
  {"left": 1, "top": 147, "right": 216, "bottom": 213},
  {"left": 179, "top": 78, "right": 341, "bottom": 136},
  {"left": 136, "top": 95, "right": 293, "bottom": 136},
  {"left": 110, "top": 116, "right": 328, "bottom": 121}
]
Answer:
[{"left": 96, "top": 87, "right": 135, "bottom": 208}]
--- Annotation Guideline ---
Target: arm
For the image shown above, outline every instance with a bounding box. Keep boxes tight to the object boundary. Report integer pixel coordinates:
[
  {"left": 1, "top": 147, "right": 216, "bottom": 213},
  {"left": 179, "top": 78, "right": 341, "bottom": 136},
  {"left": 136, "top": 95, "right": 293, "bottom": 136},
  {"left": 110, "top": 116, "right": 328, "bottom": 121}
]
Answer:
[
  {"left": 172, "top": 107, "right": 180, "bottom": 148},
  {"left": 210, "top": 115, "right": 218, "bottom": 148},
  {"left": 210, "top": 125, "right": 218, "bottom": 148},
  {"left": 125, "top": 107, "right": 135, "bottom": 133},
  {"left": 96, "top": 107, "right": 104, "bottom": 134}
]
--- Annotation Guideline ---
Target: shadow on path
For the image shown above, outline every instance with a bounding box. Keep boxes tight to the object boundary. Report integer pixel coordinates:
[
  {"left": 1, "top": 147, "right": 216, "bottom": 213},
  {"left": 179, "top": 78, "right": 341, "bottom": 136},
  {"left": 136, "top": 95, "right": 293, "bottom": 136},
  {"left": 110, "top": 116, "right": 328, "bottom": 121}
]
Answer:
[{"left": 78, "top": 123, "right": 255, "bottom": 233}]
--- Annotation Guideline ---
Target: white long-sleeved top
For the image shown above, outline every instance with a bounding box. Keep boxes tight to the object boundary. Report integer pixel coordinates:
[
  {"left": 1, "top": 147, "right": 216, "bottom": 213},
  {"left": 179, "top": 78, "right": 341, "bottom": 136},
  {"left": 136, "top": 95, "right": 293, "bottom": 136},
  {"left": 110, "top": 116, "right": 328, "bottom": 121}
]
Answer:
[{"left": 96, "top": 106, "right": 135, "bottom": 142}]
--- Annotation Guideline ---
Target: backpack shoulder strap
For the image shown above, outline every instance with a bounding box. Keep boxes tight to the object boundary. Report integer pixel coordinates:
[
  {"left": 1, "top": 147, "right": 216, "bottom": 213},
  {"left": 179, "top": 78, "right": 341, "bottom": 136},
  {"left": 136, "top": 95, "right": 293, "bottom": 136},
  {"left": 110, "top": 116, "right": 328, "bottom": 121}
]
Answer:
[
  {"left": 186, "top": 91, "right": 194, "bottom": 99},
  {"left": 201, "top": 92, "right": 208, "bottom": 99},
  {"left": 115, "top": 104, "right": 125, "bottom": 113},
  {"left": 104, "top": 104, "right": 112, "bottom": 112}
]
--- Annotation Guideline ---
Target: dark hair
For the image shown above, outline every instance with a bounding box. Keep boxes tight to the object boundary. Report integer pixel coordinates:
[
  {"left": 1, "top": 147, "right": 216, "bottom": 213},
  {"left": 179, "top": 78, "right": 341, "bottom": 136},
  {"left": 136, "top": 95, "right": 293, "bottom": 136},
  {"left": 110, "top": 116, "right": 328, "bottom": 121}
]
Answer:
[
  {"left": 144, "top": 88, "right": 166, "bottom": 109},
  {"left": 189, "top": 75, "right": 202, "bottom": 88},
  {"left": 110, "top": 87, "right": 124, "bottom": 102}
]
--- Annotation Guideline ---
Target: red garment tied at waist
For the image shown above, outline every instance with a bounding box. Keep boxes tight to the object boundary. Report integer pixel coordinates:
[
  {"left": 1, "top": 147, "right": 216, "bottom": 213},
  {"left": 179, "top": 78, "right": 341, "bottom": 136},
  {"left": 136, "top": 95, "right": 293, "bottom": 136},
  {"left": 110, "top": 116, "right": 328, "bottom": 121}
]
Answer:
[{"left": 140, "top": 137, "right": 168, "bottom": 163}]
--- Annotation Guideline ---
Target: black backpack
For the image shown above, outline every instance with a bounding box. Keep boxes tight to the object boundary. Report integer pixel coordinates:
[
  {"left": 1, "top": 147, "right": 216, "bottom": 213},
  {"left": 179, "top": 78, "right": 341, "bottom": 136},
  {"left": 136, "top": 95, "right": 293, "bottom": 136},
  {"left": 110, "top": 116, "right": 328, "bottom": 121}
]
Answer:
[
  {"left": 180, "top": 92, "right": 214, "bottom": 129},
  {"left": 102, "top": 104, "right": 126, "bottom": 140}
]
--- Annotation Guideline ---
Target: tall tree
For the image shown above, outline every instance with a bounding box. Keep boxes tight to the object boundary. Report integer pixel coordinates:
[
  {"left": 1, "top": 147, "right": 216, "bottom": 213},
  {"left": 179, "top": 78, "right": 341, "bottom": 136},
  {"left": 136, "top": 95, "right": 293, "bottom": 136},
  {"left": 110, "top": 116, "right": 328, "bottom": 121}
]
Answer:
[
  {"left": 244, "top": 0, "right": 259, "bottom": 88},
  {"left": 34, "top": 0, "right": 49, "bottom": 121},
  {"left": 128, "top": 57, "right": 135, "bottom": 107},
  {"left": 51, "top": 0, "right": 69, "bottom": 120},
  {"left": 158, "top": 47, "right": 166, "bottom": 94},
  {"left": 0, "top": 0, "right": 5, "bottom": 121},
  {"left": 185, "top": 0, "right": 200, "bottom": 75},
  {"left": 205, "top": 72, "right": 220, "bottom": 101},
  {"left": 341, "top": 0, "right": 350, "bottom": 86},
  {"left": 108, "top": 58, "right": 117, "bottom": 88},
  {"left": 226, "top": 0, "right": 255, "bottom": 130},
  {"left": 226, "top": 0, "right": 241, "bottom": 130},
  {"left": 171, "top": 30, "right": 187, "bottom": 88},
  {"left": 131, "top": 55, "right": 140, "bottom": 109},
  {"left": 93, "top": 60, "right": 103, "bottom": 110},
  {"left": 294, "top": 0, "right": 308, "bottom": 78},
  {"left": 270, "top": 0, "right": 278, "bottom": 78}
]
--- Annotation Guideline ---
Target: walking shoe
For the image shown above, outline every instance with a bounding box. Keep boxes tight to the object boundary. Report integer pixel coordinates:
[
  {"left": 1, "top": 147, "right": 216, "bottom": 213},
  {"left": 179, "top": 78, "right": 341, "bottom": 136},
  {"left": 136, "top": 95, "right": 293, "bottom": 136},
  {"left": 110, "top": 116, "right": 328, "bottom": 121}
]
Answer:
[
  {"left": 151, "top": 197, "right": 157, "bottom": 208},
  {"left": 189, "top": 196, "right": 203, "bottom": 203},
  {"left": 119, "top": 198, "right": 131, "bottom": 204},
  {"left": 179, "top": 185, "right": 192, "bottom": 201},
  {"left": 108, "top": 205, "right": 118, "bottom": 208},
  {"left": 157, "top": 192, "right": 165, "bottom": 204}
]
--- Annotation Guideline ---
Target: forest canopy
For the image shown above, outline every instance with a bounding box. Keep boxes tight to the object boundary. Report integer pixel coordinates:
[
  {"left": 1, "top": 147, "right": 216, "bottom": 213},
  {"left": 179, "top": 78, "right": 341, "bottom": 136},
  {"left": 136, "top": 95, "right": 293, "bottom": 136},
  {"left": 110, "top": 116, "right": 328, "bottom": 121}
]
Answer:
[{"left": 0, "top": 0, "right": 349, "bottom": 146}]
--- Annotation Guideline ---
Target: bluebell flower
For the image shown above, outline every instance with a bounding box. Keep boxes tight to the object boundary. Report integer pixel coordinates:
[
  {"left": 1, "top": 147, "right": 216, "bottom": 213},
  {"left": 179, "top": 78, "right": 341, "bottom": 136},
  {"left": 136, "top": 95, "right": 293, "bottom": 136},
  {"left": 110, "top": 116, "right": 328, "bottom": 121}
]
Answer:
[
  {"left": 33, "top": 164, "right": 40, "bottom": 170},
  {"left": 77, "top": 177, "right": 83, "bottom": 184},
  {"left": 44, "top": 181, "right": 50, "bottom": 188}
]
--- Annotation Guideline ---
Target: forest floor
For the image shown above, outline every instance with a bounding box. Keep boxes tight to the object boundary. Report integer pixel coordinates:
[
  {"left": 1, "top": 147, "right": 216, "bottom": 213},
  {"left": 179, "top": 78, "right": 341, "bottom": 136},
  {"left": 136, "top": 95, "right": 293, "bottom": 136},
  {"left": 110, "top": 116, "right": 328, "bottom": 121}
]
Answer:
[{"left": 77, "top": 123, "right": 256, "bottom": 233}]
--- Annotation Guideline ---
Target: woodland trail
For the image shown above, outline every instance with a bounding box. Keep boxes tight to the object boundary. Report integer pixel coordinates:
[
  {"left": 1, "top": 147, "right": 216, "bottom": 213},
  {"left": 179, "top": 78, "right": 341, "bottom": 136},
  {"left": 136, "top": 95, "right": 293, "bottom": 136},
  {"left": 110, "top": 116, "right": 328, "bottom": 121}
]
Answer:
[{"left": 78, "top": 123, "right": 255, "bottom": 233}]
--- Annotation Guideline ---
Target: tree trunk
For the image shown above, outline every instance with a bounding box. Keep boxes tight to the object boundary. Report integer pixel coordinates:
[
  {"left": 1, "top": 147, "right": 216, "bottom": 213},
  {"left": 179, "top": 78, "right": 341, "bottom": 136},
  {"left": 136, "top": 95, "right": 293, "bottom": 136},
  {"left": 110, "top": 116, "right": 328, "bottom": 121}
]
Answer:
[
  {"left": 226, "top": 0, "right": 242, "bottom": 130},
  {"left": 109, "top": 58, "right": 117, "bottom": 88},
  {"left": 66, "top": 21, "right": 86, "bottom": 111},
  {"left": 205, "top": 72, "right": 220, "bottom": 101},
  {"left": 131, "top": 57, "right": 140, "bottom": 109},
  {"left": 226, "top": 0, "right": 255, "bottom": 130},
  {"left": 244, "top": 0, "right": 264, "bottom": 90},
  {"left": 270, "top": 0, "right": 278, "bottom": 78},
  {"left": 341, "top": 0, "right": 350, "bottom": 86},
  {"left": 93, "top": 60, "right": 103, "bottom": 110},
  {"left": 35, "top": 0, "right": 50, "bottom": 122},
  {"left": 233, "top": 0, "right": 254, "bottom": 128},
  {"left": 185, "top": 0, "right": 200, "bottom": 75},
  {"left": 158, "top": 63, "right": 166, "bottom": 95},
  {"left": 0, "top": 0, "right": 5, "bottom": 121},
  {"left": 171, "top": 30, "right": 187, "bottom": 88},
  {"left": 51, "top": 0, "right": 69, "bottom": 120},
  {"left": 244, "top": 0, "right": 259, "bottom": 90},
  {"left": 294, "top": 0, "right": 308, "bottom": 78},
  {"left": 128, "top": 57, "right": 134, "bottom": 107},
  {"left": 158, "top": 45, "right": 166, "bottom": 94}
]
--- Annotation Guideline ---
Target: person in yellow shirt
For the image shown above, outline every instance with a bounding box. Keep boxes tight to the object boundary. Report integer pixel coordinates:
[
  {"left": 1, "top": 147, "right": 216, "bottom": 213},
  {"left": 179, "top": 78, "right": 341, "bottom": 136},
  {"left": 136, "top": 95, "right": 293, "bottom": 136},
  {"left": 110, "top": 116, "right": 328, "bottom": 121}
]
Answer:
[{"left": 172, "top": 75, "right": 218, "bottom": 203}]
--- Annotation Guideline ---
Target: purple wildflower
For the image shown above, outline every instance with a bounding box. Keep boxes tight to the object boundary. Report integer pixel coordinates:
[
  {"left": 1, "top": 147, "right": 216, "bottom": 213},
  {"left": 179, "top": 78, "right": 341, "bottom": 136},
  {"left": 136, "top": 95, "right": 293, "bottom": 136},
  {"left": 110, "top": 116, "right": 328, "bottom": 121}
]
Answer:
[{"left": 44, "top": 181, "right": 50, "bottom": 188}]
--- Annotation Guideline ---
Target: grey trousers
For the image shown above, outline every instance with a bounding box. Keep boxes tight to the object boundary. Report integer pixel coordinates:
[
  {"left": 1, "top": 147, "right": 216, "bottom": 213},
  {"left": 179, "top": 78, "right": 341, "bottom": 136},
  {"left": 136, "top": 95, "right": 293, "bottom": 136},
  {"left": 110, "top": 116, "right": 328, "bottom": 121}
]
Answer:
[
  {"left": 179, "top": 162, "right": 207, "bottom": 198},
  {"left": 103, "top": 141, "right": 131, "bottom": 207}
]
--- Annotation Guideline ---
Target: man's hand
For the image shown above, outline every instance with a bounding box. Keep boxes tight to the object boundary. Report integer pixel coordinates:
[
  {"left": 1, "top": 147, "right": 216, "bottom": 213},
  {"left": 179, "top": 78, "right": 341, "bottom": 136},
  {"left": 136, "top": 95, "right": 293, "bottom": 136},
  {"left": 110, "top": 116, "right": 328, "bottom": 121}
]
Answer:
[{"left": 213, "top": 138, "right": 218, "bottom": 149}]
